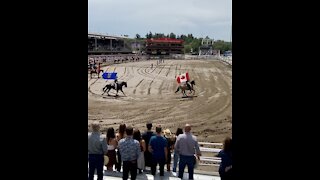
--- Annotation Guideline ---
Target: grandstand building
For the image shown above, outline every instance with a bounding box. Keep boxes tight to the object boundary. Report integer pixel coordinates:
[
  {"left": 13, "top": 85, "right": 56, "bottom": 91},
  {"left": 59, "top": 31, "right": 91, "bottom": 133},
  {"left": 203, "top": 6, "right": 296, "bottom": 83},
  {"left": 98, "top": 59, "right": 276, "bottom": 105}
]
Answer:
[
  {"left": 145, "top": 38, "right": 184, "bottom": 55},
  {"left": 88, "top": 33, "right": 132, "bottom": 55},
  {"left": 199, "top": 37, "right": 214, "bottom": 55}
]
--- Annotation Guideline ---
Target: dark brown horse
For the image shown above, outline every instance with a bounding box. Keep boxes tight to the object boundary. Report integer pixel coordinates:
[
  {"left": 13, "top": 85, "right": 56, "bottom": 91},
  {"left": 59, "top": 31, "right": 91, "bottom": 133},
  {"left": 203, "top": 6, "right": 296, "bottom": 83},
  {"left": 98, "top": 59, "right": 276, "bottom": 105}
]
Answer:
[
  {"left": 89, "top": 69, "right": 103, "bottom": 78},
  {"left": 89, "top": 63, "right": 103, "bottom": 78},
  {"left": 175, "top": 80, "right": 195, "bottom": 97}
]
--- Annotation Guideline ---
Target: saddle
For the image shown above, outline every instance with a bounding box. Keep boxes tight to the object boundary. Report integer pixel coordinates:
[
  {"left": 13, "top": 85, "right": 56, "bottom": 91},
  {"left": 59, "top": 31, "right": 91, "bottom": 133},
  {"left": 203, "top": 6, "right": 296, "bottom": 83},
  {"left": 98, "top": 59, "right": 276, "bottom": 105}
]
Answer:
[{"left": 180, "top": 82, "right": 191, "bottom": 90}]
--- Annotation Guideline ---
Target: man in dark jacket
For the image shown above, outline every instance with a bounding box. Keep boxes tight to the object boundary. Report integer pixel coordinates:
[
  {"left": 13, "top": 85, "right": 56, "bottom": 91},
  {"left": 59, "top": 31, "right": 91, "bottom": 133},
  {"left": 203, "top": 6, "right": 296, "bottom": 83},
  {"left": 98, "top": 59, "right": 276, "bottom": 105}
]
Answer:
[{"left": 142, "top": 122, "right": 156, "bottom": 168}]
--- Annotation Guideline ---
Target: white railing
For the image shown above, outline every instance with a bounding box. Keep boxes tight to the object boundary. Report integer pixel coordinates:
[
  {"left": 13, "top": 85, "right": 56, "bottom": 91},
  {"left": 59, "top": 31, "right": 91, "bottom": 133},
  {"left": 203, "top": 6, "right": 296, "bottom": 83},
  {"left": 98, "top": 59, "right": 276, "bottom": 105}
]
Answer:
[
  {"left": 89, "top": 132, "right": 222, "bottom": 174},
  {"left": 218, "top": 56, "right": 232, "bottom": 66},
  {"left": 198, "top": 142, "right": 222, "bottom": 167}
]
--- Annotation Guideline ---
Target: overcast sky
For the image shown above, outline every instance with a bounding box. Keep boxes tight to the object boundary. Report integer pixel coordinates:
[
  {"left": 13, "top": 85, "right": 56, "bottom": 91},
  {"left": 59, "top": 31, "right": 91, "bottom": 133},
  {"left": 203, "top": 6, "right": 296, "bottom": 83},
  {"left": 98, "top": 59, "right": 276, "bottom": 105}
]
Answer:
[{"left": 88, "top": 0, "right": 232, "bottom": 41}]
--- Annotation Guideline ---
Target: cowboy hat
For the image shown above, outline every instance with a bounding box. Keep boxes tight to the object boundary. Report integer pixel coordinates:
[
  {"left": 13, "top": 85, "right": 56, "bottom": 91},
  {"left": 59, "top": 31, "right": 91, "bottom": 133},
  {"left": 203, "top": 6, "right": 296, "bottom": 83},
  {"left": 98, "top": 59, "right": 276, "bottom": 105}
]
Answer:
[
  {"left": 163, "top": 129, "right": 172, "bottom": 138},
  {"left": 104, "top": 155, "right": 109, "bottom": 166}
]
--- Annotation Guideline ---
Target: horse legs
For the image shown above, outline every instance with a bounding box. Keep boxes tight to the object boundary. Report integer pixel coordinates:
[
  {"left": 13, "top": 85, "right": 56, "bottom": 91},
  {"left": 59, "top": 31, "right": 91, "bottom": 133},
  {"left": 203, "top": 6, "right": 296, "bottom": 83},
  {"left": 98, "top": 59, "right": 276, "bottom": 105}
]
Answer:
[
  {"left": 107, "top": 88, "right": 111, "bottom": 96},
  {"left": 120, "top": 89, "right": 126, "bottom": 96},
  {"left": 102, "top": 85, "right": 107, "bottom": 95},
  {"left": 175, "top": 87, "right": 180, "bottom": 93},
  {"left": 191, "top": 85, "right": 195, "bottom": 95},
  {"left": 181, "top": 90, "right": 186, "bottom": 97}
]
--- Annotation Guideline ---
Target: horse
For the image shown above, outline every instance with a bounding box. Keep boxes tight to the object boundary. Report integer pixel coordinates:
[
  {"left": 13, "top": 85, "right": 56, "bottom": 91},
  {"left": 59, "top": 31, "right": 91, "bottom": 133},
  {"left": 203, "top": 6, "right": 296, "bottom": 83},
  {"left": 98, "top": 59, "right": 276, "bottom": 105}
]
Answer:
[
  {"left": 89, "top": 63, "right": 103, "bottom": 78},
  {"left": 102, "top": 81, "right": 127, "bottom": 96},
  {"left": 175, "top": 80, "right": 195, "bottom": 97},
  {"left": 89, "top": 69, "right": 103, "bottom": 78}
]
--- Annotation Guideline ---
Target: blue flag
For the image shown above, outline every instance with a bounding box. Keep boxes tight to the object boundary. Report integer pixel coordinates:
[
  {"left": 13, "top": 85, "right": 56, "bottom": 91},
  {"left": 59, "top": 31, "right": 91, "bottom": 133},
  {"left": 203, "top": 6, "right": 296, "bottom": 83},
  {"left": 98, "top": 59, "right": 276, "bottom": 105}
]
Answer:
[{"left": 102, "top": 72, "right": 117, "bottom": 80}]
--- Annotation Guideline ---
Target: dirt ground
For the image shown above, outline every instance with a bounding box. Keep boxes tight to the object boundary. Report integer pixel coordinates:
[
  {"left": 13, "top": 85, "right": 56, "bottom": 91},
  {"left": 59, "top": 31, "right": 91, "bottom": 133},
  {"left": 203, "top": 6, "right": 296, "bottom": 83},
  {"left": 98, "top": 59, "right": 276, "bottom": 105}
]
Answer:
[{"left": 88, "top": 59, "right": 232, "bottom": 143}]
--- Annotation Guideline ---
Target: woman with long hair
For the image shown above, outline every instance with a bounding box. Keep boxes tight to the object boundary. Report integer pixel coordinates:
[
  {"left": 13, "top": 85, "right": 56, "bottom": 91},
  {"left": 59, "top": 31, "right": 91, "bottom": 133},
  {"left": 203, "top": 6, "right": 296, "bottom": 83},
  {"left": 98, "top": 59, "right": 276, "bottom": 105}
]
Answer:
[
  {"left": 163, "top": 128, "right": 174, "bottom": 171},
  {"left": 115, "top": 124, "right": 126, "bottom": 172},
  {"left": 133, "top": 129, "right": 146, "bottom": 174},
  {"left": 172, "top": 127, "right": 183, "bottom": 172},
  {"left": 217, "top": 137, "right": 232, "bottom": 180},
  {"left": 105, "top": 127, "right": 117, "bottom": 171}
]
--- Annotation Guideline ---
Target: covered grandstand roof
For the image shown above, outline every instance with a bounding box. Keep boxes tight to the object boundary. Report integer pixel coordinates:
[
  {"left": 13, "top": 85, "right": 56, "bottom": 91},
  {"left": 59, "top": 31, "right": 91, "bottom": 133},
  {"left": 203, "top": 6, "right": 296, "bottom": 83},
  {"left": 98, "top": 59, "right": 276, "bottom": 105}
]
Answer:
[
  {"left": 88, "top": 33, "right": 132, "bottom": 40},
  {"left": 146, "top": 38, "right": 183, "bottom": 43}
]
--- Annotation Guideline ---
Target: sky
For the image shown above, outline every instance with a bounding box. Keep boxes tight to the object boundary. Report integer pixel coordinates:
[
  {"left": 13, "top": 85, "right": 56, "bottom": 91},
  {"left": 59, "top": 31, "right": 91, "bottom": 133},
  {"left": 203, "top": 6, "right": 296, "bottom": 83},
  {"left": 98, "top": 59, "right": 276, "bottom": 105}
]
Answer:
[{"left": 88, "top": 0, "right": 232, "bottom": 41}]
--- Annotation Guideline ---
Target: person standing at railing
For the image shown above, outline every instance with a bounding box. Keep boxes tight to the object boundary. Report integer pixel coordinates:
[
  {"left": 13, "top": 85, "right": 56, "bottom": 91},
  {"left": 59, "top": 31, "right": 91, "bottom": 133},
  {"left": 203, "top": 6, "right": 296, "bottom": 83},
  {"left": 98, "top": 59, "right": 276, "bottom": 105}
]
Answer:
[
  {"left": 175, "top": 124, "right": 201, "bottom": 180},
  {"left": 148, "top": 125, "right": 168, "bottom": 177},
  {"left": 116, "top": 123, "right": 126, "bottom": 172},
  {"left": 216, "top": 137, "right": 232, "bottom": 180},
  {"left": 133, "top": 129, "right": 146, "bottom": 174},
  {"left": 142, "top": 122, "right": 156, "bottom": 168},
  {"left": 105, "top": 127, "right": 117, "bottom": 171},
  {"left": 118, "top": 126, "right": 141, "bottom": 180},
  {"left": 88, "top": 121, "right": 108, "bottom": 180},
  {"left": 172, "top": 127, "right": 184, "bottom": 172},
  {"left": 163, "top": 128, "right": 174, "bottom": 172}
]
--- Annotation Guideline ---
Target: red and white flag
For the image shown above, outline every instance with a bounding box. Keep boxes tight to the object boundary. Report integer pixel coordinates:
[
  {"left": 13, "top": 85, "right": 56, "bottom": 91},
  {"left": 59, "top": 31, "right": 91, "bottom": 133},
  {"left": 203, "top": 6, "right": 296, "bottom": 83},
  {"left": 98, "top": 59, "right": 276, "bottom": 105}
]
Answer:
[{"left": 177, "top": 72, "right": 190, "bottom": 83}]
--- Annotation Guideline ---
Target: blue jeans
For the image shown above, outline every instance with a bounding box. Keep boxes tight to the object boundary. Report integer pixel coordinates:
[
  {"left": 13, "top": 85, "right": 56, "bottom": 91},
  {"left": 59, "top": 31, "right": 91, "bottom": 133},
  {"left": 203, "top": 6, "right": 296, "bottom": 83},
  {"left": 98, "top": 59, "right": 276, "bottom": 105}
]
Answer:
[
  {"left": 88, "top": 154, "right": 104, "bottom": 180},
  {"left": 178, "top": 154, "right": 195, "bottom": 180},
  {"left": 173, "top": 151, "right": 179, "bottom": 171}
]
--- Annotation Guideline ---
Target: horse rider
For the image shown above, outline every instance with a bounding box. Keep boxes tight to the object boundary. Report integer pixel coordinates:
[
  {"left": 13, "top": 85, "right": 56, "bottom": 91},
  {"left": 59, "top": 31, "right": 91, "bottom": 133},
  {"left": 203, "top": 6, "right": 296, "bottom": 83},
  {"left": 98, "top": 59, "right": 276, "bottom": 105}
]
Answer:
[
  {"left": 175, "top": 80, "right": 191, "bottom": 93},
  {"left": 186, "top": 80, "right": 192, "bottom": 90},
  {"left": 90, "top": 63, "right": 96, "bottom": 72},
  {"left": 113, "top": 79, "right": 118, "bottom": 90}
]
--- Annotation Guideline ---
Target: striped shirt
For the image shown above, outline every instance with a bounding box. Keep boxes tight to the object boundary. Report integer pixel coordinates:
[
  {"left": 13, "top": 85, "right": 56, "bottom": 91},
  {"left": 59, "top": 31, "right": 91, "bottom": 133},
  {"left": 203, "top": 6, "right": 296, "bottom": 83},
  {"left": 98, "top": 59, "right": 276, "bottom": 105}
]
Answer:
[{"left": 118, "top": 136, "right": 140, "bottom": 161}]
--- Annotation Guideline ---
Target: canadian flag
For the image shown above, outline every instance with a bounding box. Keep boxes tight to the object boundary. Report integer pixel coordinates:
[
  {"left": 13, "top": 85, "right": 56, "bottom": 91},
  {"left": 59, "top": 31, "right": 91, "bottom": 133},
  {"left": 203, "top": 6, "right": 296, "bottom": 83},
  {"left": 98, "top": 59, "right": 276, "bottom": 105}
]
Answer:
[{"left": 177, "top": 72, "right": 190, "bottom": 83}]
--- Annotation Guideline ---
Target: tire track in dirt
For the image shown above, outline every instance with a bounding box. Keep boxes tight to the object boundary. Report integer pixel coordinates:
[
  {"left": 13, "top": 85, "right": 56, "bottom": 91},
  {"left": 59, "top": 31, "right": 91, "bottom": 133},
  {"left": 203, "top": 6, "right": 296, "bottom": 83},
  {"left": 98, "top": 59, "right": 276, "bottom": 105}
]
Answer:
[
  {"left": 131, "top": 64, "right": 150, "bottom": 95},
  {"left": 165, "top": 64, "right": 172, "bottom": 77},
  {"left": 135, "top": 63, "right": 166, "bottom": 95},
  {"left": 157, "top": 63, "right": 174, "bottom": 95},
  {"left": 125, "top": 64, "right": 204, "bottom": 128},
  {"left": 147, "top": 64, "right": 166, "bottom": 95},
  {"left": 123, "top": 63, "right": 190, "bottom": 124},
  {"left": 157, "top": 63, "right": 226, "bottom": 128},
  {"left": 204, "top": 62, "right": 232, "bottom": 119},
  {"left": 89, "top": 60, "right": 232, "bottom": 143},
  {"left": 173, "top": 61, "right": 231, "bottom": 136}
]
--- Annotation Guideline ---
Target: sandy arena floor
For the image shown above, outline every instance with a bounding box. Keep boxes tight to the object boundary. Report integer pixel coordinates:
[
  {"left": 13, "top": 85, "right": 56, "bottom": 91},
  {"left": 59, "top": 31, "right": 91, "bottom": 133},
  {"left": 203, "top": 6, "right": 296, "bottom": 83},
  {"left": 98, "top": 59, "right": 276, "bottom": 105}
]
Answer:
[{"left": 88, "top": 59, "right": 232, "bottom": 143}]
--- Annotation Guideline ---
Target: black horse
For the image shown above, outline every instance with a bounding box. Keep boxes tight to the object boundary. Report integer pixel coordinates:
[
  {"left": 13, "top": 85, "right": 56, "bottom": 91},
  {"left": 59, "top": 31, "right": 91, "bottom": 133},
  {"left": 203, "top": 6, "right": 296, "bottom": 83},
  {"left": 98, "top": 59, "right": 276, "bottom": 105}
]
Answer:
[
  {"left": 175, "top": 80, "right": 195, "bottom": 97},
  {"left": 102, "top": 81, "right": 127, "bottom": 96}
]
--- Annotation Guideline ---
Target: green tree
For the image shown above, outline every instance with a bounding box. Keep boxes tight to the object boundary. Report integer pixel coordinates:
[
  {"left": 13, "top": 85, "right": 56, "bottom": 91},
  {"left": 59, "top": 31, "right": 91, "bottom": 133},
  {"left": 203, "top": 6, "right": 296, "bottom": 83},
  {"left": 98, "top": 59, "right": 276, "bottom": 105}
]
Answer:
[
  {"left": 213, "top": 40, "right": 232, "bottom": 53},
  {"left": 169, "top": 32, "right": 176, "bottom": 39},
  {"left": 145, "top": 31, "right": 153, "bottom": 39},
  {"left": 154, "top": 33, "right": 165, "bottom": 38},
  {"left": 135, "top": 34, "right": 141, "bottom": 39},
  {"left": 187, "top": 34, "right": 194, "bottom": 39},
  {"left": 184, "top": 44, "right": 192, "bottom": 53}
]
